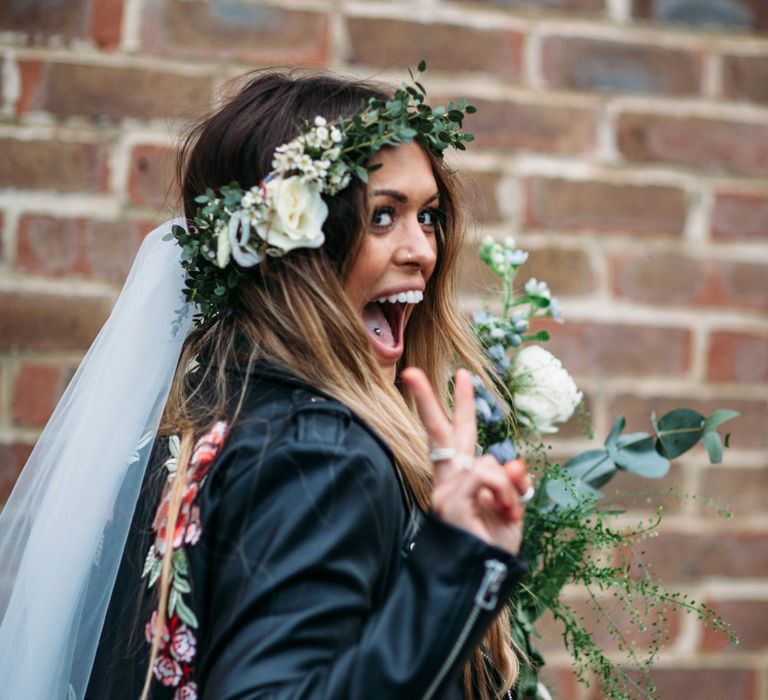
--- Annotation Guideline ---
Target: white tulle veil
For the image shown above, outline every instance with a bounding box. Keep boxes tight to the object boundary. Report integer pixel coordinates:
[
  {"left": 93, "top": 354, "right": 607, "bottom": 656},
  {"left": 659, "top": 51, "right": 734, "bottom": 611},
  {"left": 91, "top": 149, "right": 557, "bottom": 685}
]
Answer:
[{"left": 0, "top": 219, "right": 193, "bottom": 699}]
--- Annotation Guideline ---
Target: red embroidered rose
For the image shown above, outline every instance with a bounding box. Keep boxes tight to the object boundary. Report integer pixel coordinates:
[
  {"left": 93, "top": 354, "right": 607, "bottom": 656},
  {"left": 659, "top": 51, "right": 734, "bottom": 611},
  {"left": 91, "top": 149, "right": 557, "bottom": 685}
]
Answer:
[
  {"left": 145, "top": 610, "right": 170, "bottom": 649},
  {"left": 154, "top": 482, "right": 200, "bottom": 555},
  {"left": 153, "top": 654, "right": 183, "bottom": 687},
  {"left": 184, "top": 505, "right": 202, "bottom": 546},
  {"left": 170, "top": 623, "right": 197, "bottom": 663},
  {"left": 175, "top": 681, "right": 199, "bottom": 700}
]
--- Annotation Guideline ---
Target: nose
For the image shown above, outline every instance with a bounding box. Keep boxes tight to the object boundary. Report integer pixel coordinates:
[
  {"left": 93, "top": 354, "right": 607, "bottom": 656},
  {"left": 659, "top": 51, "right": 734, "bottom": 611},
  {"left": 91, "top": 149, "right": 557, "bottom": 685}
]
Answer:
[{"left": 396, "top": 216, "right": 437, "bottom": 271}]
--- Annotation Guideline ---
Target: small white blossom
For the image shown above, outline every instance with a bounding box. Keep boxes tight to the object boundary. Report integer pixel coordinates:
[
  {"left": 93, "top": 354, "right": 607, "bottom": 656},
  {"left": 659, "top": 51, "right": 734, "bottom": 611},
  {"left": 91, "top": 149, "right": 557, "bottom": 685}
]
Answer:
[
  {"left": 316, "top": 126, "right": 329, "bottom": 142},
  {"left": 525, "top": 277, "right": 551, "bottom": 299},
  {"left": 330, "top": 126, "right": 342, "bottom": 143},
  {"left": 314, "top": 115, "right": 327, "bottom": 127}
]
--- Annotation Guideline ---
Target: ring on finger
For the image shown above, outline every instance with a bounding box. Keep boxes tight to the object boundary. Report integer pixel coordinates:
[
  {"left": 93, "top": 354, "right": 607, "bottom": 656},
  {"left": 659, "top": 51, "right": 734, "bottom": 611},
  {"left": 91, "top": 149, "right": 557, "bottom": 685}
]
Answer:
[
  {"left": 517, "top": 485, "right": 535, "bottom": 505},
  {"left": 428, "top": 446, "right": 456, "bottom": 463}
]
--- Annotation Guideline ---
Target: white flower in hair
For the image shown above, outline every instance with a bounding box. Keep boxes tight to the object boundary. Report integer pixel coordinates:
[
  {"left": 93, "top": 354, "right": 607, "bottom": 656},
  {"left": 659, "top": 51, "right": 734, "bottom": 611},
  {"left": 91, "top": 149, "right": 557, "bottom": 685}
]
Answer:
[
  {"left": 228, "top": 211, "right": 263, "bottom": 267},
  {"left": 255, "top": 175, "right": 328, "bottom": 252}
]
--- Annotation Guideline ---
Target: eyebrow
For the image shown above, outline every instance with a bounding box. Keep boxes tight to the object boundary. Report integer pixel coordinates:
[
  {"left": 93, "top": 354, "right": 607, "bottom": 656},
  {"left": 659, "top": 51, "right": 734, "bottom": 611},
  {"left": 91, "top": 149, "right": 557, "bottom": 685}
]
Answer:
[{"left": 373, "top": 189, "right": 440, "bottom": 204}]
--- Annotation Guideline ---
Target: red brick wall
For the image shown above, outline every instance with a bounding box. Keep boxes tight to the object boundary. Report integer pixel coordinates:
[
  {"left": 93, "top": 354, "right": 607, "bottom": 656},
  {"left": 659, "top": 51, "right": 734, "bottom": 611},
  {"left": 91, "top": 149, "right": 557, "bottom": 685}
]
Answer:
[{"left": 1, "top": 1, "right": 766, "bottom": 697}]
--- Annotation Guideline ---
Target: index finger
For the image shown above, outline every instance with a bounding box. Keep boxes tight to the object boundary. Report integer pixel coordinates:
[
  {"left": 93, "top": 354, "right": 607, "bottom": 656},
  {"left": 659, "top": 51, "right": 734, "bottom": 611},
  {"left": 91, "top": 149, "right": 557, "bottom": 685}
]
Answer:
[{"left": 400, "top": 367, "right": 452, "bottom": 449}]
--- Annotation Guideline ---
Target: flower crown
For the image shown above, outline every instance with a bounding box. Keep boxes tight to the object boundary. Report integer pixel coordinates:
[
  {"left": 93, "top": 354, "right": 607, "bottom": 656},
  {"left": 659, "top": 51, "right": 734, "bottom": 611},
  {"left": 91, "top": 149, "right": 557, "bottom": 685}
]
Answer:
[{"left": 165, "top": 62, "right": 477, "bottom": 325}]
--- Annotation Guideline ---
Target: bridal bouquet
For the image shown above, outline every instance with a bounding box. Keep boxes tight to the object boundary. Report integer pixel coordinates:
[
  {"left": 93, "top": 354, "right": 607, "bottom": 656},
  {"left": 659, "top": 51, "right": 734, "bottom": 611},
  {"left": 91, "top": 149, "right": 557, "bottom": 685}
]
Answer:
[{"left": 471, "top": 237, "right": 739, "bottom": 699}]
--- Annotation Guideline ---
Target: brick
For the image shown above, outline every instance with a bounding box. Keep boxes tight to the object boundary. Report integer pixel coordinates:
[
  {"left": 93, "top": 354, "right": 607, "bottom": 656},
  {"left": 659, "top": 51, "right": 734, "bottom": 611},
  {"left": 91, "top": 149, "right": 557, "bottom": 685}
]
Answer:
[
  {"left": 610, "top": 253, "right": 768, "bottom": 311},
  {"left": 542, "top": 37, "right": 702, "bottom": 96},
  {"left": 618, "top": 112, "right": 768, "bottom": 176},
  {"left": 633, "top": 528, "right": 768, "bottom": 580},
  {"left": 464, "top": 171, "right": 503, "bottom": 224},
  {"left": 0, "top": 291, "right": 112, "bottom": 352},
  {"left": 347, "top": 18, "right": 523, "bottom": 81},
  {"left": 458, "top": 244, "right": 595, "bottom": 298},
  {"left": 531, "top": 319, "right": 692, "bottom": 377},
  {"left": 0, "top": 442, "right": 34, "bottom": 503},
  {"left": 701, "top": 467, "right": 768, "bottom": 518},
  {"left": 466, "top": 99, "right": 596, "bottom": 154},
  {"left": 127, "top": 145, "right": 177, "bottom": 207},
  {"left": 707, "top": 331, "right": 768, "bottom": 383},
  {"left": 634, "top": 0, "right": 768, "bottom": 33},
  {"left": 701, "top": 600, "right": 768, "bottom": 652},
  {"left": 712, "top": 191, "right": 768, "bottom": 241},
  {"left": 12, "top": 362, "right": 74, "bottom": 427},
  {"left": 16, "top": 215, "right": 147, "bottom": 283},
  {"left": 0, "top": 138, "right": 109, "bottom": 193},
  {"left": 0, "top": 0, "right": 123, "bottom": 47},
  {"left": 18, "top": 61, "right": 214, "bottom": 123},
  {"left": 608, "top": 394, "right": 768, "bottom": 449},
  {"left": 465, "top": 0, "right": 603, "bottom": 11},
  {"left": 722, "top": 55, "right": 768, "bottom": 104},
  {"left": 141, "top": 1, "right": 328, "bottom": 65},
  {"left": 591, "top": 667, "right": 757, "bottom": 700},
  {"left": 537, "top": 666, "right": 579, "bottom": 700},
  {"left": 90, "top": 0, "right": 123, "bottom": 49},
  {"left": 525, "top": 178, "right": 686, "bottom": 237}
]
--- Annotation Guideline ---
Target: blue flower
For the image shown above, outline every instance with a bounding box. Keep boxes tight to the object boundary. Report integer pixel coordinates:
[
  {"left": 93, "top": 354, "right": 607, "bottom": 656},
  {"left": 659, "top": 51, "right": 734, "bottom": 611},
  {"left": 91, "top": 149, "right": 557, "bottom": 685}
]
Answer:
[{"left": 487, "top": 439, "right": 517, "bottom": 463}]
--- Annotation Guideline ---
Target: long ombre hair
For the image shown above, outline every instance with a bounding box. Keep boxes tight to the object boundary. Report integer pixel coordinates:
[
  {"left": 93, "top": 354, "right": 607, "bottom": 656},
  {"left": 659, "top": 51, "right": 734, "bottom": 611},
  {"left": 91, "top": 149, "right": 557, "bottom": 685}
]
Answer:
[{"left": 142, "top": 70, "right": 519, "bottom": 700}]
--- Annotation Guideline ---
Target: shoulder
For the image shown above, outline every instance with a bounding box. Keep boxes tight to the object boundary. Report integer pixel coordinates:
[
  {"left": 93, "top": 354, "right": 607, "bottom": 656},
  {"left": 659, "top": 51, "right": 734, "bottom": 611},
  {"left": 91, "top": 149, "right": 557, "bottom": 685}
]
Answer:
[{"left": 206, "top": 364, "right": 404, "bottom": 510}]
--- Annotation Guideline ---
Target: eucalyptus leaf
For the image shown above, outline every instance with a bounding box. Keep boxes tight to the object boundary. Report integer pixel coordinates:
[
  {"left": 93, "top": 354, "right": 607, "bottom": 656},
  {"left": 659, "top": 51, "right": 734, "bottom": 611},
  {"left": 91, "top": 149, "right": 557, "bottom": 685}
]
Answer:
[
  {"left": 702, "top": 409, "right": 740, "bottom": 432},
  {"left": 655, "top": 408, "right": 704, "bottom": 458},
  {"left": 614, "top": 434, "right": 670, "bottom": 478},
  {"left": 702, "top": 430, "right": 723, "bottom": 463},
  {"left": 546, "top": 477, "right": 602, "bottom": 509},
  {"left": 604, "top": 415, "right": 626, "bottom": 451},
  {"left": 562, "top": 450, "right": 616, "bottom": 489}
]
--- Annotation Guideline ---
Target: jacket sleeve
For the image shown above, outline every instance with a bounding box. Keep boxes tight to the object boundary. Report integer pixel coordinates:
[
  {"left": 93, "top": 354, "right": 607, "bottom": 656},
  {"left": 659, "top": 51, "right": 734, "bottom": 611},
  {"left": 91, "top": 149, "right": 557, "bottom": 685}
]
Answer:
[{"left": 200, "top": 432, "right": 527, "bottom": 700}]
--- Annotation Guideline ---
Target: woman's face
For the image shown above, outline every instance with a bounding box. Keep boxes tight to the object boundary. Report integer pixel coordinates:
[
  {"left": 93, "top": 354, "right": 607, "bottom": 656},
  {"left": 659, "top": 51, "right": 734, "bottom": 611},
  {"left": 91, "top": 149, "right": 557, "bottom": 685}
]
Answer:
[{"left": 344, "top": 143, "right": 440, "bottom": 382}]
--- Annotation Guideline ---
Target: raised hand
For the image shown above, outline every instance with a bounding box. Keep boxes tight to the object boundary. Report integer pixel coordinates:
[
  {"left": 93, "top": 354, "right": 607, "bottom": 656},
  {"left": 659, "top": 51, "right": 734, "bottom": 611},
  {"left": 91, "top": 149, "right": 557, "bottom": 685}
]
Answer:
[{"left": 400, "top": 367, "right": 531, "bottom": 555}]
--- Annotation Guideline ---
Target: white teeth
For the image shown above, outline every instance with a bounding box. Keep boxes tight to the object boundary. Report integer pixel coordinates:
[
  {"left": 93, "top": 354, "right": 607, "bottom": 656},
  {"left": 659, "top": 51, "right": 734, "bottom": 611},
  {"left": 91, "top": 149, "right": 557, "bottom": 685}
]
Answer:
[{"left": 374, "top": 290, "right": 424, "bottom": 305}]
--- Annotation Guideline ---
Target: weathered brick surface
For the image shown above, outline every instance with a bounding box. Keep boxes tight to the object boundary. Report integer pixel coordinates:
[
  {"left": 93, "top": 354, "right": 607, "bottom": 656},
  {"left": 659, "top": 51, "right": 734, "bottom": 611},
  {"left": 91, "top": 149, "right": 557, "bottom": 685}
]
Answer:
[
  {"left": 16, "top": 215, "right": 146, "bottom": 282},
  {"left": 618, "top": 113, "right": 768, "bottom": 176},
  {"left": 702, "top": 600, "right": 768, "bottom": 652},
  {"left": 711, "top": 191, "right": 768, "bottom": 241},
  {"left": 464, "top": 171, "right": 503, "bottom": 224},
  {"left": 127, "top": 144, "right": 177, "bottom": 207},
  {"left": 466, "top": 99, "right": 597, "bottom": 154},
  {"left": 0, "top": 291, "right": 113, "bottom": 351},
  {"left": 707, "top": 331, "right": 768, "bottom": 383},
  {"left": 633, "top": 0, "right": 768, "bottom": 33},
  {"left": 0, "top": 442, "right": 34, "bottom": 502},
  {"left": 525, "top": 178, "right": 687, "bottom": 236},
  {"left": 347, "top": 18, "right": 523, "bottom": 81},
  {"left": 701, "top": 467, "right": 768, "bottom": 518},
  {"left": 541, "top": 37, "right": 702, "bottom": 95},
  {"left": 18, "top": 62, "right": 214, "bottom": 122},
  {"left": 534, "top": 320, "right": 692, "bottom": 377},
  {"left": 611, "top": 253, "right": 768, "bottom": 310},
  {"left": 141, "top": 2, "right": 329, "bottom": 65},
  {"left": 723, "top": 55, "right": 768, "bottom": 104},
  {"left": 12, "top": 362, "right": 74, "bottom": 427},
  {"left": 468, "top": 0, "right": 604, "bottom": 11},
  {"left": 0, "top": 138, "right": 110, "bottom": 192}
]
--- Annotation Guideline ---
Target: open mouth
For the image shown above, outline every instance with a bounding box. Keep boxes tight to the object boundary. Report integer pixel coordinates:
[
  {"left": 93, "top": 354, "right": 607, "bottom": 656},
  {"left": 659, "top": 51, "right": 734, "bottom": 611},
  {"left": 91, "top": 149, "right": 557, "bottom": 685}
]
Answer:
[{"left": 361, "top": 290, "right": 424, "bottom": 359}]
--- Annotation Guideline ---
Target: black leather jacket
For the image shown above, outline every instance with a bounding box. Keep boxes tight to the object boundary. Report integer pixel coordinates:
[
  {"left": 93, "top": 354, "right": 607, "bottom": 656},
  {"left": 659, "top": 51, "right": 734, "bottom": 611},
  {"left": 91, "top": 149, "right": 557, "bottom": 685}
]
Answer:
[{"left": 87, "top": 364, "right": 526, "bottom": 699}]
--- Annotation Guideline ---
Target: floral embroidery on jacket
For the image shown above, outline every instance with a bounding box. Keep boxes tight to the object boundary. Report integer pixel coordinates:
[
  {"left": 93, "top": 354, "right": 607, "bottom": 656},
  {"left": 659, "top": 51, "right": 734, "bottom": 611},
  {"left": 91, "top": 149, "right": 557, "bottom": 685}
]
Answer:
[{"left": 142, "top": 421, "right": 229, "bottom": 700}]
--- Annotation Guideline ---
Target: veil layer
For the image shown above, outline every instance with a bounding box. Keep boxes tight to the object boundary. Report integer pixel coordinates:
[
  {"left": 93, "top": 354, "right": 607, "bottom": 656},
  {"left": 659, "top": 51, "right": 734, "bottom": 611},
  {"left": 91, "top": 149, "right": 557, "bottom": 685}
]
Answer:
[{"left": 0, "top": 219, "right": 193, "bottom": 699}]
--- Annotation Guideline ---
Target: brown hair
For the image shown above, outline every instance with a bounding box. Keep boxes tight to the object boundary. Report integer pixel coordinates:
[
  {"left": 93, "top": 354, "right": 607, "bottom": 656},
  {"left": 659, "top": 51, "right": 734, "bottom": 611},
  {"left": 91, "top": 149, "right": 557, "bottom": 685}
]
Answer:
[{"left": 142, "top": 69, "right": 518, "bottom": 699}]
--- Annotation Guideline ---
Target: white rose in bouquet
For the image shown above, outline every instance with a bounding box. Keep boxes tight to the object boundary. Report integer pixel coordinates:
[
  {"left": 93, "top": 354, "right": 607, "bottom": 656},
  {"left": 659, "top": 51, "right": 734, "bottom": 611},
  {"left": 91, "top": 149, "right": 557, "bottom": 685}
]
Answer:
[
  {"left": 512, "top": 345, "right": 582, "bottom": 434},
  {"left": 256, "top": 175, "right": 328, "bottom": 252}
]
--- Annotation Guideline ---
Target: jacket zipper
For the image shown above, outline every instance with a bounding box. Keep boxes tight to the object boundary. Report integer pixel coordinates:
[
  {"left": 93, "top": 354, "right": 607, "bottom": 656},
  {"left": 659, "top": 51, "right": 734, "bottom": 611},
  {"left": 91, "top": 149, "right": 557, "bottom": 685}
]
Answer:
[
  {"left": 421, "top": 559, "right": 508, "bottom": 700},
  {"left": 481, "top": 647, "right": 515, "bottom": 700}
]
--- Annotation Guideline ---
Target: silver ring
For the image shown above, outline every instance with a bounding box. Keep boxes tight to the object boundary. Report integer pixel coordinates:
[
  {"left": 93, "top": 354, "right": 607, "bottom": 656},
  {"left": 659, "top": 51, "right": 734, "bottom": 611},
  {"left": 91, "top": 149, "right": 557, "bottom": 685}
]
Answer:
[
  {"left": 517, "top": 485, "right": 535, "bottom": 505},
  {"left": 456, "top": 455, "right": 474, "bottom": 471},
  {"left": 428, "top": 447, "right": 456, "bottom": 462}
]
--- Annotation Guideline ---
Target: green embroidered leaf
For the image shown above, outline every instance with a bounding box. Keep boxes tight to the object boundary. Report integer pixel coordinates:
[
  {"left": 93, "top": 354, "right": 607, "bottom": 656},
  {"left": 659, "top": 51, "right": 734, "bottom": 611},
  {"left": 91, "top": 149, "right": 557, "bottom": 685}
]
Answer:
[
  {"left": 169, "top": 588, "right": 179, "bottom": 616},
  {"left": 175, "top": 593, "right": 199, "bottom": 629},
  {"left": 173, "top": 548, "right": 189, "bottom": 577},
  {"left": 148, "top": 556, "right": 163, "bottom": 588},
  {"left": 173, "top": 573, "right": 192, "bottom": 594},
  {"left": 141, "top": 545, "right": 157, "bottom": 580}
]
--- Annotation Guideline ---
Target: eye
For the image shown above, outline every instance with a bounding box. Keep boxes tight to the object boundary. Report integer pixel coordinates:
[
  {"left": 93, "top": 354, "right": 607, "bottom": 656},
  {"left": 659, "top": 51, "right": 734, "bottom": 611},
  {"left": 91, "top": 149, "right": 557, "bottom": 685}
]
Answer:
[
  {"left": 371, "top": 207, "right": 395, "bottom": 229},
  {"left": 418, "top": 207, "right": 441, "bottom": 230}
]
